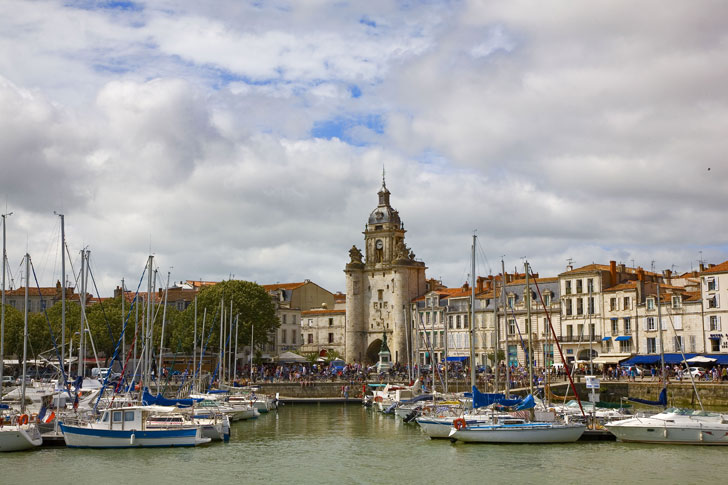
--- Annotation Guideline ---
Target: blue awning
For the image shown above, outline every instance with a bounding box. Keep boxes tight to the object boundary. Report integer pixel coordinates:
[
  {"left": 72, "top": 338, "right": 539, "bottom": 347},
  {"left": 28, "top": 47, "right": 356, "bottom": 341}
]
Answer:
[
  {"left": 602, "top": 336, "right": 611, "bottom": 341},
  {"left": 445, "top": 356, "right": 468, "bottom": 362},
  {"left": 709, "top": 335, "right": 722, "bottom": 340},
  {"left": 621, "top": 355, "right": 660, "bottom": 366},
  {"left": 706, "top": 354, "right": 728, "bottom": 365},
  {"left": 615, "top": 336, "right": 632, "bottom": 341}
]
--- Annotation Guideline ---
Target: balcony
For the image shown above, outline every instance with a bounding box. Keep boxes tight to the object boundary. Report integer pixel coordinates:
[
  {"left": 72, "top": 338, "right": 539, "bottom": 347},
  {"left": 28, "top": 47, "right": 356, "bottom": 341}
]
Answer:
[{"left": 557, "top": 335, "right": 602, "bottom": 343}]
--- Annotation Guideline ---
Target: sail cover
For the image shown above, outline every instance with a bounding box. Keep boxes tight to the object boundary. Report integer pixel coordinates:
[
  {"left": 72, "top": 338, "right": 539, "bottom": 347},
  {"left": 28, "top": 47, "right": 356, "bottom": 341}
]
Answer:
[
  {"left": 472, "top": 386, "right": 527, "bottom": 409},
  {"left": 142, "top": 389, "right": 201, "bottom": 408}
]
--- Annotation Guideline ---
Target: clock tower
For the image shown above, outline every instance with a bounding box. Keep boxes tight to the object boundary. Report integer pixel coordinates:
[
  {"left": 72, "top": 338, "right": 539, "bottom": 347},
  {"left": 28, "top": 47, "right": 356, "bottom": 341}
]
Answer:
[{"left": 344, "top": 176, "right": 427, "bottom": 364}]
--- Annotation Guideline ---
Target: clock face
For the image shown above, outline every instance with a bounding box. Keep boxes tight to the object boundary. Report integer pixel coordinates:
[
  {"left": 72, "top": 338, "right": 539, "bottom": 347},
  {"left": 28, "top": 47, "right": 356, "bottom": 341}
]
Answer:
[{"left": 375, "top": 239, "right": 383, "bottom": 249}]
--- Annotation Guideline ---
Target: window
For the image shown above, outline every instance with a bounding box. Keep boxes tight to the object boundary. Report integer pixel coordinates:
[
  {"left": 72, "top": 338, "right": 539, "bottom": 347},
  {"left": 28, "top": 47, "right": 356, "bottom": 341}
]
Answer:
[
  {"left": 619, "top": 339, "right": 632, "bottom": 353},
  {"left": 576, "top": 298, "right": 583, "bottom": 315},
  {"left": 708, "top": 295, "right": 720, "bottom": 309},
  {"left": 647, "top": 298, "right": 655, "bottom": 310},
  {"left": 113, "top": 411, "right": 123, "bottom": 422},
  {"left": 610, "top": 298, "right": 617, "bottom": 311},
  {"left": 328, "top": 333, "right": 334, "bottom": 344},
  {"left": 292, "top": 330, "right": 296, "bottom": 343},
  {"left": 623, "top": 296, "right": 630, "bottom": 310},
  {"left": 689, "top": 335, "right": 696, "bottom": 353},
  {"left": 456, "top": 315, "right": 462, "bottom": 329},
  {"left": 508, "top": 319, "right": 516, "bottom": 335},
  {"left": 448, "top": 316, "right": 453, "bottom": 329},
  {"left": 647, "top": 337, "right": 657, "bottom": 353},
  {"left": 611, "top": 319, "right": 619, "bottom": 334},
  {"left": 508, "top": 296, "right": 515, "bottom": 308},
  {"left": 577, "top": 324, "right": 584, "bottom": 337},
  {"left": 543, "top": 293, "right": 551, "bottom": 306},
  {"left": 707, "top": 277, "right": 717, "bottom": 291},
  {"left": 565, "top": 280, "right": 572, "bottom": 295},
  {"left": 624, "top": 317, "right": 631, "bottom": 333},
  {"left": 712, "top": 339, "right": 721, "bottom": 352},
  {"left": 282, "top": 314, "right": 287, "bottom": 324},
  {"left": 576, "top": 279, "right": 583, "bottom": 293},
  {"left": 308, "top": 319, "right": 313, "bottom": 327},
  {"left": 292, "top": 315, "right": 296, "bottom": 325},
  {"left": 378, "top": 289, "right": 383, "bottom": 301},
  {"left": 328, "top": 318, "right": 334, "bottom": 327},
  {"left": 567, "top": 325, "right": 573, "bottom": 338},
  {"left": 281, "top": 329, "right": 287, "bottom": 344},
  {"left": 307, "top": 333, "right": 313, "bottom": 344},
  {"left": 587, "top": 278, "right": 594, "bottom": 293},
  {"left": 102, "top": 412, "right": 109, "bottom": 422},
  {"left": 565, "top": 299, "right": 573, "bottom": 316},
  {"left": 440, "top": 331, "right": 444, "bottom": 348},
  {"left": 671, "top": 296, "right": 681, "bottom": 309},
  {"left": 588, "top": 297, "right": 595, "bottom": 315},
  {"left": 426, "top": 312, "right": 430, "bottom": 324},
  {"left": 646, "top": 317, "right": 656, "bottom": 330},
  {"left": 673, "top": 336, "right": 683, "bottom": 352},
  {"left": 124, "top": 411, "right": 135, "bottom": 422},
  {"left": 464, "top": 314, "right": 469, "bottom": 328},
  {"left": 710, "top": 315, "right": 721, "bottom": 331}
]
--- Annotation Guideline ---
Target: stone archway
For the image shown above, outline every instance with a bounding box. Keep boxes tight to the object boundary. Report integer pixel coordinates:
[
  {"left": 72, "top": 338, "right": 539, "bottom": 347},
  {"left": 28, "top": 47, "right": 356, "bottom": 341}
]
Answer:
[{"left": 366, "top": 339, "right": 382, "bottom": 364}]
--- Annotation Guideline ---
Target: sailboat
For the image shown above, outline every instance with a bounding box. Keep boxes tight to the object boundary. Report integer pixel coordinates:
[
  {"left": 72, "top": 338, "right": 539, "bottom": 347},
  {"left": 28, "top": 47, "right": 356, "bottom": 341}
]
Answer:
[
  {"left": 606, "top": 282, "right": 728, "bottom": 445},
  {"left": 0, "top": 253, "right": 43, "bottom": 451},
  {"left": 448, "top": 254, "right": 585, "bottom": 443}
]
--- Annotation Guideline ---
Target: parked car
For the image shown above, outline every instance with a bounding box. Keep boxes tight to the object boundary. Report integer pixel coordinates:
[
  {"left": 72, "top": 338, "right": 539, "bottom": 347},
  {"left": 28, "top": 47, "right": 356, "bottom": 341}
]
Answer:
[
  {"left": 688, "top": 367, "right": 705, "bottom": 379},
  {"left": 2, "top": 375, "right": 14, "bottom": 386}
]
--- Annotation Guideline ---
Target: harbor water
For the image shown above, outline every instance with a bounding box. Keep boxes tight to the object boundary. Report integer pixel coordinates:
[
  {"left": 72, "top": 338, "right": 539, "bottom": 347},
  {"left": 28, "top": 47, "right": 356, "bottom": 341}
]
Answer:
[{"left": 2, "top": 404, "right": 725, "bottom": 484}]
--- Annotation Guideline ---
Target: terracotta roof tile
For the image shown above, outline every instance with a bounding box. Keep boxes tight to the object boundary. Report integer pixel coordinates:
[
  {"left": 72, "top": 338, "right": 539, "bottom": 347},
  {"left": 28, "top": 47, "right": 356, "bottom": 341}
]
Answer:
[
  {"left": 262, "top": 282, "right": 307, "bottom": 291},
  {"left": 702, "top": 260, "right": 728, "bottom": 275}
]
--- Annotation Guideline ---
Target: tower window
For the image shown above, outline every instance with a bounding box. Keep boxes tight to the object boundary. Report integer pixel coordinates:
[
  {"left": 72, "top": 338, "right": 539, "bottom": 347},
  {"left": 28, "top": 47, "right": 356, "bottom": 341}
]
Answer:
[{"left": 378, "top": 289, "right": 383, "bottom": 301}]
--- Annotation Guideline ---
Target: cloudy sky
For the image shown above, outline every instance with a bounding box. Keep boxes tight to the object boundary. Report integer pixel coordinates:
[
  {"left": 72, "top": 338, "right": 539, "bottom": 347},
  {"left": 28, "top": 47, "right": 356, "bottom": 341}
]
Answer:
[{"left": 1, "top": 0, "right": 727, "bottom": 296}]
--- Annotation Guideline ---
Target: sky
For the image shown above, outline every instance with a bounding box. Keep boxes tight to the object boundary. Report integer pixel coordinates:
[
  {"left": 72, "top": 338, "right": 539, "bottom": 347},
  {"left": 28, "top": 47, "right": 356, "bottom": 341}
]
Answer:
[{"left": 1, "top": 0, "right": 727, "bottom": 296}]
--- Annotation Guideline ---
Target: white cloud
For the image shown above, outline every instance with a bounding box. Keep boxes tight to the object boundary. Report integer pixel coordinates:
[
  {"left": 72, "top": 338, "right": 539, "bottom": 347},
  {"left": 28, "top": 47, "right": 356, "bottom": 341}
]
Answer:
[{"left": 0, "top": 0, "right": 726, "bottom": 297}]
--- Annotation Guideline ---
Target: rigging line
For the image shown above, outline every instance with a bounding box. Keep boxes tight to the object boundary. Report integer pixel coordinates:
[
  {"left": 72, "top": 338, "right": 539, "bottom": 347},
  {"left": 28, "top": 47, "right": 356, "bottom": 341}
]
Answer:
[
  {"left": 415, "top": 312, "right": 446, "bottom": 391},
  {"left": 86, "top": 256, "right": 116, "bottom": 344},
  {"left": 663, "top": 304, "right": 704, "bottom": 410},
  {"left": 527, "top": 265, "right": 585, "bottom": 417},
  {"left": 506, "top": 303, "right": 529, "bottom": 357},
  {"left": 30, "top": 259, "right": 71, "bottom": 395},
  {"left": 475, "top": 237, "right": 493, "bottom": 276},
  {"left": 94, "top": 260, "right": 148, "bottom": 412}
]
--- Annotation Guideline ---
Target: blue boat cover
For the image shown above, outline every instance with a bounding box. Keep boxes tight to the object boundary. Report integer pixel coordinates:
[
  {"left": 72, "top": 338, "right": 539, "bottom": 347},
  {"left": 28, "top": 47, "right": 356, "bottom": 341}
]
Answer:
[
  {"left": 207, "top": 389, "right": 229, "bottom": 394},
  {"left": 142, "top": 390, "right": 201, "bottom": 408},
  {"left": 471, "top": 386, "right": 526, "bottom": 409},
  {"left": 627, "top": 388, "right": 667, "bottom": 406},
  {"left": 0, "top": 403, "right": 9, "bottom": 409},
  {"left": 515, "top": 394, "right": 536, "bottom": 411}
]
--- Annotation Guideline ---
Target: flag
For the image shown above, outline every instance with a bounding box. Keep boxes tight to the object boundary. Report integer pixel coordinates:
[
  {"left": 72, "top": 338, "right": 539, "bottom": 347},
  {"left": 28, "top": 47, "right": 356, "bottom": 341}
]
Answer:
[
  {"left": 73, "top": 393, "right": 79, "bottom": 410},
  {"left": 42, "top": 412, "right": 55, "bottom": 423},
  {"left": 37, "top": 406, "right": 47, "bottom": 422}
]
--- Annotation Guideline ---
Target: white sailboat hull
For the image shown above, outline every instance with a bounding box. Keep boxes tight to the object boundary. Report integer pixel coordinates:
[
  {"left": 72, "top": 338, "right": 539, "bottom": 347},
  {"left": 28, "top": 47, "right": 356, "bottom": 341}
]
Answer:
[
  {"left": 0, "top": 424, "right": 43, "bottom": 452},
  {"left": 450, "top": 423, "right": 586, "bottom": 443}
]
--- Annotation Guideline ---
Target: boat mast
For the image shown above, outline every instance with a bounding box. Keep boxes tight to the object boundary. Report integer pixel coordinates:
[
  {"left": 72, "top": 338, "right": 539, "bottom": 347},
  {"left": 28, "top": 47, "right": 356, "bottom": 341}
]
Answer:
[
  {"left": 56, "top": 212, "right": 66, "bottom": 386},
  {"left": 157, "top": 270, "right": 170, "bottom": 386},
  {"left": 588, "top": 284, "right": 593, "bottom": 375},
  {"left": 525, "top": 261, "right": 533, "bottom": 396},
  {"left": 233, "top": 314, "right": 239, "bottom": 384},
  {"left": 21, "top": 254, "right": 29, "bottom": 414},
  {"left": 657, "top": 281, "right": 666, "bottom": 407},
  {"left": 250, "top": 321, "right": 254, "bottom": 382},
  {"left": 145, "top": 255, "right": 153, "bottom": 387},
  {"left": 121, "top": 278, "right": 125, "bottom": 370},
  {"left": 0, "top": 212, "right": 10, "bottom": 398},
  {"left": 192, "top": 296, "right": 197, "bottom": 392},
  {"left": 79, "top": 249, "right": 86, "bottom": 379},
  {"left": 502, "top": 259, "right": 509, "bottom": 398},
  {"left": 404, "top": 305, "right": 411, "bottom": 384},
  {"left": 493, "top": 270, "right": 499, "bottom": 393},
  {"left": 469, "top": 234, "right": 476, "bottom": 400}
]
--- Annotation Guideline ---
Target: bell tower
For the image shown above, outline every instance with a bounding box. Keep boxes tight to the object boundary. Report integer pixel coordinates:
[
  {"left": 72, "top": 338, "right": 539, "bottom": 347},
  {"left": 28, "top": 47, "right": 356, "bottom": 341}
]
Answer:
[{"left": 344, "top": 173, "right": 427, "bottom": 364}]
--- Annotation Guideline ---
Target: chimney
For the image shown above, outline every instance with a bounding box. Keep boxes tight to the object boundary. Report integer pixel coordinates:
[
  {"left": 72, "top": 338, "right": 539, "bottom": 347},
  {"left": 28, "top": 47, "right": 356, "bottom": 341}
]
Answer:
[
  {"left": 618, "top": 263, "right": 626, "bottom": 273},
  {"left": 700, "top": 263, "right": 706, "bottom": 272},
  {"left": 463, "top": 282, "right": 469, "bottom": 291},
  {"left": 637, "top": 268, "right": 644, "bottom": 281},
  {"left": 477, "top": 277, "right": 484, "bottom": 293},
  {"left": 610, "top": 260, "right": 617, "bottom": 285},
  {"left": 663, "top": 269, "right": 672, "bottom": 284}
]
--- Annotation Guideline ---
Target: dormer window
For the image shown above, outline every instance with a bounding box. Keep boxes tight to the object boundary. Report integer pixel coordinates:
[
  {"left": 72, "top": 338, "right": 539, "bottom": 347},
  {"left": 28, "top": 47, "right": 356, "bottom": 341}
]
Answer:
[
  {"left": 671, "top": 296, "right": 681, "bottom": 309},
  {"left": 647, "top": 298, "right": 655, "bottom": 310}
]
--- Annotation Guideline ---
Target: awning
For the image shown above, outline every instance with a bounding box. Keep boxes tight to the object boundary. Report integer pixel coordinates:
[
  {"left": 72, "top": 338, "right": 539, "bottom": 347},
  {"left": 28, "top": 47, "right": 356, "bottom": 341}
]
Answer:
[
  {"left": 685, "top": 355, "right": 717, "bottom": 364},
  {"left": 615, "top": 336, "right": 632, "bottom": 341},
  {"left": 592, "top": 354, "right": 632, "bottom": 365},
  {"left": 705, "top": 354, "right": 728, "bottom": 365},
  {"left": 602, "top": 336, "right": 611, "bottom": 341},
  {"left": 709, "top": 335, "right": 722, "bottom": 340},
  {"left": 444, "top": 356, "right": 468, "bottom": 362},
  {"left": 621, "top": 355, "right": 660, "bottom": 366}
]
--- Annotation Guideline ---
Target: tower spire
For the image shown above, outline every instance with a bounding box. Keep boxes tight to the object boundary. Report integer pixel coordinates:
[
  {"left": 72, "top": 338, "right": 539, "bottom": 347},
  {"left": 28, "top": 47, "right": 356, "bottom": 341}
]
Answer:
[{"left": 382, "top": 165, "right": 387, "bottom": 190}]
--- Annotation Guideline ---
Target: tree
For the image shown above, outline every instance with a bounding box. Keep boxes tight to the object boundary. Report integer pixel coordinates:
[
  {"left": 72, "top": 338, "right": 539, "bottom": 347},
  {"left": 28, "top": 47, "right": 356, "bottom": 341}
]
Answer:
[{"left": 174, "top": 280, "right": 279, "bottom": 356}]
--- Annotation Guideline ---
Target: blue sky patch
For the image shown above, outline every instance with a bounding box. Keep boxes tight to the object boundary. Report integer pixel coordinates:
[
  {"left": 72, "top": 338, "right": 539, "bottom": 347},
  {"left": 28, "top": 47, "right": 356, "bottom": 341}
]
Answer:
[
  {"left": 360, "top": 16, "right": 377, "bottom": 28},
  {"left": 349, "top": 85, "right": 362, "bottom": 98},
  {"left": 66, "top": 1, "right": 143, "bottom": 11},
  {"left": 311, "top": 114, "right": 384, "bottom": 145}
]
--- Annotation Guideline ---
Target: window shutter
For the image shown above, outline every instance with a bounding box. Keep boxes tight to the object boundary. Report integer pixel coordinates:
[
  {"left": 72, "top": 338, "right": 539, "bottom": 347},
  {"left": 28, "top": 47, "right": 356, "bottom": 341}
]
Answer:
[
  {"left": 719, "top": 316, "right": 722, "bottom": 331},
  {"left": 716, "top": 278, "right": 720, "bottom": 291},
  {"left": 642, "top": 317, "right": 647, "bottom": 331},
  {"left": 673, "top": 315, "right": 682, "bottom": 330},
  {"left": 717, "top": 294, "right": 721, "bottom": 308},
  {"left": 661, "top": 317, "right": 667, "bottom": 330}
]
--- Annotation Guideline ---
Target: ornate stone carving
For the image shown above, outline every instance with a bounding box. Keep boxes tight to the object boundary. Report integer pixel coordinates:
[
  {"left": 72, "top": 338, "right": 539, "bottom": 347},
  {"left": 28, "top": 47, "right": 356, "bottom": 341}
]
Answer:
[{"left": 349, "top": 245, "right": 363, "bottom": 264}]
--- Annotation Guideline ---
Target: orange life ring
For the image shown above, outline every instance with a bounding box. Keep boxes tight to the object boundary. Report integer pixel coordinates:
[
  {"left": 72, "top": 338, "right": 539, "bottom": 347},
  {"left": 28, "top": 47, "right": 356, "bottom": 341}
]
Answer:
[
  {"left": 374, "top": 395, "right": 383, "bottom": 403},
  {"left": 18, "top": 414, "right": 29, "bottom": 426},
  {"left": 453, "top": 418, "right": 467, "bottom": 430}
]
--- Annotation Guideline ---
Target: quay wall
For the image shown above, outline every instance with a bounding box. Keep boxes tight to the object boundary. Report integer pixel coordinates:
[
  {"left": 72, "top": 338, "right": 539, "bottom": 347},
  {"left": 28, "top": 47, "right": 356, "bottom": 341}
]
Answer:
[{"left": 248, "top": 379, "right": 728, "bottom": 406}]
